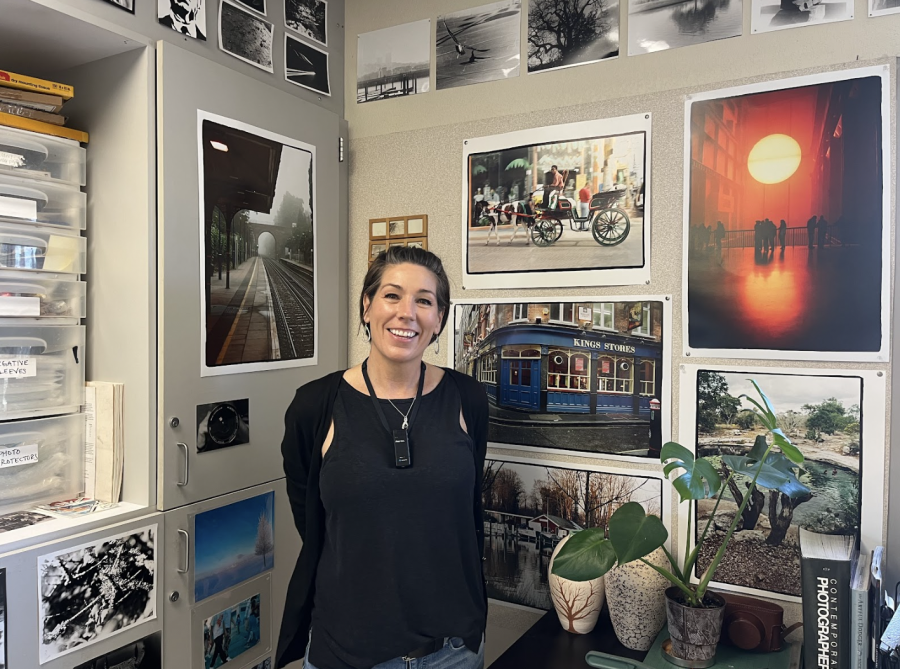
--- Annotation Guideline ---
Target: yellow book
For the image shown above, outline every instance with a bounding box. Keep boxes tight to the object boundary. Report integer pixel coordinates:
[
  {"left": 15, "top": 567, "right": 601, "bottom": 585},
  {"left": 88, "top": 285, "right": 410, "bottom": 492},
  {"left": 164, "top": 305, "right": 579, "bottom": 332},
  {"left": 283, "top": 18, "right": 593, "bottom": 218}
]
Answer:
[
  {"left": 0, "top": 111, "right": 88, "bottom": 143},
  {"left": 0, "top": 69, "right": 74, "bottom": 100}
]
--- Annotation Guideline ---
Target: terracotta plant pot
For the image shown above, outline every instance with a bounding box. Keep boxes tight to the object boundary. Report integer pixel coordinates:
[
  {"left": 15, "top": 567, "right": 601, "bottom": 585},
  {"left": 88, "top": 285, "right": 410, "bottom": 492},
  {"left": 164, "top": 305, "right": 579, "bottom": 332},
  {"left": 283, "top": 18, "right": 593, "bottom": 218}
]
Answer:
[
  {"left": 548, "top": 535, "right": 606, "bottom": 634},
  {"left": 664, "top": 587, "right": 727, "bottom": 664},
  {"left": 604, "top": 546, "right": 669, "bottom": 650}
]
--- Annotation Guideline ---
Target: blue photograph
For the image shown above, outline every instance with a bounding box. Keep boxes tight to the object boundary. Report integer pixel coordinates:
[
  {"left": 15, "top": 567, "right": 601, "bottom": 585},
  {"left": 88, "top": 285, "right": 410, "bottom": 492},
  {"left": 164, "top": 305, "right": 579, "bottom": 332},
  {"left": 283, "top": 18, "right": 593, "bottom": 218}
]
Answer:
[
  {"left": 203, "top": 594, "right": 261, "bottom": 669},
  {"left": 194, "top": 492, "right": 275, "bottom": 602}
]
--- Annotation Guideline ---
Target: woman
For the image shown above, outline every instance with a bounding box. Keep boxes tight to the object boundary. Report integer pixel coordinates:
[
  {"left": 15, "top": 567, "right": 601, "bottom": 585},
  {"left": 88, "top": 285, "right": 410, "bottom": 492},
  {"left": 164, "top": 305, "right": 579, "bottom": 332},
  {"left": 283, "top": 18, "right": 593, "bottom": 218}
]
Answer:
[{"left": 276, "top": 246, "right": 489, "bottom": 669}]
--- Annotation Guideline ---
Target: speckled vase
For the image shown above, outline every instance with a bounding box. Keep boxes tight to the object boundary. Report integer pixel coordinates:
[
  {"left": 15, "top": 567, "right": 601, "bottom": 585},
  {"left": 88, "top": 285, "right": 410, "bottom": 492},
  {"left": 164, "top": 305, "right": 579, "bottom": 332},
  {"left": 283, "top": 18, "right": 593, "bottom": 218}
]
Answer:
[
  {"left": 604, "top": 547, "right": 670, "bottom": 650},
  {"left": 548, "top": 535, "right": 606, "bottom": 634}
]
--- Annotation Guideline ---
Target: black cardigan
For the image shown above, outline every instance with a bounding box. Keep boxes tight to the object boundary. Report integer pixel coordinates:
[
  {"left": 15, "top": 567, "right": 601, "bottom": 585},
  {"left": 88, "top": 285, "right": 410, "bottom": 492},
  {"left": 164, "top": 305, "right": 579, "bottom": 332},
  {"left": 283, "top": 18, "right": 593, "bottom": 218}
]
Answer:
[{"left": 275, "top": 368, "right": 489, "bottom": 668}]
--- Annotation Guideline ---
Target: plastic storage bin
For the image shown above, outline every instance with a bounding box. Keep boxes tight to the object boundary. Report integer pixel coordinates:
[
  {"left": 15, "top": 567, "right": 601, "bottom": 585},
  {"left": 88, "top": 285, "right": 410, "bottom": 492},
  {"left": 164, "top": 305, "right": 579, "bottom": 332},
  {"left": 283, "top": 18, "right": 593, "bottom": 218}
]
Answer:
[
  {"left": 0, "top": 412, "right": 84, "bottom": 514},
  {"left": 0, "top": 221, "right": 85, "bottom": 273},
  {"left": 0, "top": 126, "right": 86, "bottom": 186},
  {"left": 0, "top": 172, "right": 86, "bottom": 230},
  {"left": 0, "top": 325, "right": 85, "bottom": 419},
  {"left": 0, "top": 271, "right": 86, "bottom": 319}
]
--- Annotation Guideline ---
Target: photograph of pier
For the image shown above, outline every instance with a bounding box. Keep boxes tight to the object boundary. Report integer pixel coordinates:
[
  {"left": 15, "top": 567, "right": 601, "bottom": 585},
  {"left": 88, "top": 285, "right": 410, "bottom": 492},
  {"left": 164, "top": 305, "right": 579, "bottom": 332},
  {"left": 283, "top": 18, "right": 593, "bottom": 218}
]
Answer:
[
  {"left": 357, "top": 19, "right": 430, "bottom": 103},
  {"left": 200, "top": 114, "right": 316, "bottom": 375}
]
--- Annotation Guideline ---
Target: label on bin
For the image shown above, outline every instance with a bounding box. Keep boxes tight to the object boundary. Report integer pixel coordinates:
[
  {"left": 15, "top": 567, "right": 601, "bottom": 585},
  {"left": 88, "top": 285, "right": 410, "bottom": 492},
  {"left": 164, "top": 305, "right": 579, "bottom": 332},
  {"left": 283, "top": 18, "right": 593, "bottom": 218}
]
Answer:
[
  {"left": 0, "top": 194, "right": 37, "bottom": 220},
  {"left": 0, "top": 296, "right": 40, "bottom": 316},
  {"left": 0, "top": 357, "right": 36, "bottom": 377},
  {"left": 0, "top": 443, "right": 38, "bottom": 468}
]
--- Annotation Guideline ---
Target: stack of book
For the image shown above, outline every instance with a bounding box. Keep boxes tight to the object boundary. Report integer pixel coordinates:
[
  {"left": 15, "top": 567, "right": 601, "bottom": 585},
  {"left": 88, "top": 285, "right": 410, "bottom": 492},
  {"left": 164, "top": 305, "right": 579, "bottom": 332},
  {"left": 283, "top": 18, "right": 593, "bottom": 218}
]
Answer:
[
  {"left": 800, "top": 529, "right": 877, "bottom": 669},
  {"left": 0, "top": 69, "right": 88, "bottom": 143}
]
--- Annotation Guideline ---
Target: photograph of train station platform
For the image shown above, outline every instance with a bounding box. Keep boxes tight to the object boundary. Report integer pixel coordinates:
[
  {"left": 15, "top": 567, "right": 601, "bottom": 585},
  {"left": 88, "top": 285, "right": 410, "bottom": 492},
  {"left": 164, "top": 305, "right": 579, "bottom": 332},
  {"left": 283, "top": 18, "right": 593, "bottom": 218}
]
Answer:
[
  {"left": 452, "top": 298, "right": 669, "bottom": 459},
  {"left": 684, "top": 70, "right": 888, "bottom": 360},
  {"left": 200, "top": 113, "right": 317, "bottom": 375}
]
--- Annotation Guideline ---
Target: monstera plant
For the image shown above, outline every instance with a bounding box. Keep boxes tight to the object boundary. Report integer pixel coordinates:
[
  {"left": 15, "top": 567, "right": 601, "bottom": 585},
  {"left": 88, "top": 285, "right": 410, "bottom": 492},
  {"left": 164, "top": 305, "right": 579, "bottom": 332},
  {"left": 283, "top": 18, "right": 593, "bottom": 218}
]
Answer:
[{"left": 551, "top": 381, "right": 810, "bottom": 662}]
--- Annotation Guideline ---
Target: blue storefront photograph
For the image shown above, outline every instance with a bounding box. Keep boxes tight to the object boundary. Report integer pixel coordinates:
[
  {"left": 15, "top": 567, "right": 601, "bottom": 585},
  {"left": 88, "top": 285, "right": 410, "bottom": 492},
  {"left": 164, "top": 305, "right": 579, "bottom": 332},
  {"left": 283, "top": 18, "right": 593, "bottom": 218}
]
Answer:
[{"left": 452, "top": 297, "right": 671, "bottom": 458}]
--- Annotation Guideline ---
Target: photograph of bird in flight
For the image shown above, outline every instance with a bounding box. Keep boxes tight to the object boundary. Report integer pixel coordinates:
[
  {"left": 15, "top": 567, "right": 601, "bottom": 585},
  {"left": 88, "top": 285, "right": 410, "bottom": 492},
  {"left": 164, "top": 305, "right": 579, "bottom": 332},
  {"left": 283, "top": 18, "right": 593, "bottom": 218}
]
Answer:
[{"left": 436, "top": 0, "right": 521, "bottom": 90}]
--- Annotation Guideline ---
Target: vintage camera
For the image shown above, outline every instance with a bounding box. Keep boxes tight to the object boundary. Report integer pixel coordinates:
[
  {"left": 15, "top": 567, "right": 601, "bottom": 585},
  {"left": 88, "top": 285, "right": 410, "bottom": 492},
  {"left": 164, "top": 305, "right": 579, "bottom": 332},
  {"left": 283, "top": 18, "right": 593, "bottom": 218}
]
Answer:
[{"left": 719, "top": 592, "right": 799, "bottom": 652}]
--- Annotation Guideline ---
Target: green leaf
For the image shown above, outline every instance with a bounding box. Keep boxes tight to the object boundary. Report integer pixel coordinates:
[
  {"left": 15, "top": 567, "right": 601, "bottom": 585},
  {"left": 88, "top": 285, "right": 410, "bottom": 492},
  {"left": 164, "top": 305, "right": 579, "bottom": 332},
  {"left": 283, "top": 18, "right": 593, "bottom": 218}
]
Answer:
[
  {"left": 660, "top": 441, "right": 721, "bottom": 500},
  {"left": 608, "top": 502, "right": 669, "bottom": 565},
  {"left": 739, "top": 397, "right": 775, "bottom": 430},
  {"left": 505, "top": 158, "right": 531, "bottom": 170},
  {"left": 750, "top": 379, "right": 777, "bottom": 420},
  {"left": 721, "top": 447, "right": 810, "bottom": 499},
  {"left": 772, "top": 428, "right": 804, "bottom": 465},
  {"left": 551, "top": 529, "right": 617, "bottom": 582}
]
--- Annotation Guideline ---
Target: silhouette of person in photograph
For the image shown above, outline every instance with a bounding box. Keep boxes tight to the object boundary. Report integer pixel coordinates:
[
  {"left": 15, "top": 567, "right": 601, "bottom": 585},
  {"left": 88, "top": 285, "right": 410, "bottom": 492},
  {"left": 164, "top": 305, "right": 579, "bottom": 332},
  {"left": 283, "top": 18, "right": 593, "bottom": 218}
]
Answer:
[
  {"left": 765, "top": 218, "right": 777, "bottom": 255},
  {"left": 778, "top": 219, "right": 787, "bottom": 250},
  {"left": 714, "top": 221, "right": 725, "bottom": 251},
  {"left": 753, "top": 220, "right": 762, "bottom": 254},
  {"left": 817, "top": 215, "right": 828, "bottom": 248},
  {"left": 807, "top": 214, "right": 817, "bottom": 248}
]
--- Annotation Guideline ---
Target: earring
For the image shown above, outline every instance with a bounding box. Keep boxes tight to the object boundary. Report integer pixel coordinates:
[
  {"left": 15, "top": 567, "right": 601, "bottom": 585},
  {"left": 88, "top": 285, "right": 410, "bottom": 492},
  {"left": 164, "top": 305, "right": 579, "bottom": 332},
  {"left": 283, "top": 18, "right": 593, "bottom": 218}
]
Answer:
[
  {"left": 433, "top": 337, "right": 440, "bottom": 355},
  {"left": 364, "top": 324, "right": 371, "bottom": 342}
]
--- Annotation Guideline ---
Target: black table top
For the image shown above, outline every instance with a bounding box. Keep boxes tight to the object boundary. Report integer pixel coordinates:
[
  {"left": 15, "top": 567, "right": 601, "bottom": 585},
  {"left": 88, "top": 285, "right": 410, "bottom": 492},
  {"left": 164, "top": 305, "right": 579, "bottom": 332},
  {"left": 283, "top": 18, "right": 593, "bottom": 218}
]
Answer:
[{"left": 490, "top": 606, "right": 650, "bottom": 669}]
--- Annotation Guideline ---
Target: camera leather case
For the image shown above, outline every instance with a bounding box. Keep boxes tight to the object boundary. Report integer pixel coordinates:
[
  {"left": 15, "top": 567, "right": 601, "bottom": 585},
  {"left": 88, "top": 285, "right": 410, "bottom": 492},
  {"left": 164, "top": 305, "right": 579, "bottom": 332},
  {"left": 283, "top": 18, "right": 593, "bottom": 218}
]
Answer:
[{"left": 719, "top": 592, "right": 800, "bottom": 652}]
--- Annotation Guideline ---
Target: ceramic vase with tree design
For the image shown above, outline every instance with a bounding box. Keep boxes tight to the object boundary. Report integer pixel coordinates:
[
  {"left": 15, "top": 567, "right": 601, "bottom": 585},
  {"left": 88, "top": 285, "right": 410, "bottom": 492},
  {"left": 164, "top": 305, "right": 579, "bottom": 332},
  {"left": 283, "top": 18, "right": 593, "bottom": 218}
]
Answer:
[{"left": 548, "top": 534, "right": 606, "bottom": 633}]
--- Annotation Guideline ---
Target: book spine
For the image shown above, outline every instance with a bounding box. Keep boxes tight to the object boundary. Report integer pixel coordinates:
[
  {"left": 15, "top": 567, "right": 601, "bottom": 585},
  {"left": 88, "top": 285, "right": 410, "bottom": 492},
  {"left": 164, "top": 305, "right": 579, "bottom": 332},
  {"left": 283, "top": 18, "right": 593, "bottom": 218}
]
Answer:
[
  {"left": 803, "top": 556, "right": 852, "bottom": 669},
  {"left": 853, "top": 584, "right": 869, "bottom": 669},
  {"left": 0, "top": 102, "right": 64, "bottom": 126},
  {"left": 0, "top": 111, "right": 88, "bottom": 143},
  {"left": 0, "top": 70, "right": 74, "bottom": 99}
]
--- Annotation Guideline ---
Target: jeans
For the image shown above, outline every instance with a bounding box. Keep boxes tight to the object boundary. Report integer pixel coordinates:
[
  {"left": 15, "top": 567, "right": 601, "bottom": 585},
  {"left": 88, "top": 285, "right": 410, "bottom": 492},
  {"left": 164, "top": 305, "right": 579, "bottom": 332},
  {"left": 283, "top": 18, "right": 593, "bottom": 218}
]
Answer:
[{"left": 304, "top": 635, "right": 485, "bottom": 669}]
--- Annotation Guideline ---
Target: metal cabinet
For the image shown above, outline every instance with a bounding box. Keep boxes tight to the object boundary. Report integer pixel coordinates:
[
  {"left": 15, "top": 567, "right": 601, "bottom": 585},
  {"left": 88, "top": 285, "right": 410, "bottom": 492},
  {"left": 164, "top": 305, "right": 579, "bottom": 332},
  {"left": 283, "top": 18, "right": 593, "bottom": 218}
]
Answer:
[
  {"left": 156, "top": 42, "right": 346, "bottom": 511},
  {"left": 161, "top": 480, "right": 300, "bottom": 669}
]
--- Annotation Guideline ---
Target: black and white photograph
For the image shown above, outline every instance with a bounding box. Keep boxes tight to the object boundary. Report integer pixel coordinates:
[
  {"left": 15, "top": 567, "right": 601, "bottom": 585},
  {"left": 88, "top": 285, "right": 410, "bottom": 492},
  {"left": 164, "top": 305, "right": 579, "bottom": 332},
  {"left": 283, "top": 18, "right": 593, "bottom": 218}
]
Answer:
[
  {"left": 462, "top": 114, "right": 651, "bottom": 289},
  {"left": 679, "top": 366, "right": 885, "bottom": 600},
  {"left": 357, "top": 19, "right": 430, "bottom": 103},
  {"left": 197, "top": 399, "right": 250, "bottom": 453},
  {"left": 158, "top": 0, "right": 207, "bottom": 39},
  {"left": 249, "top": 658, "right": 271, "bottom": 669},
  {"left": 527, "top": 0, "right": 618, "bottom": 73},
  {"left": 38, "top": 525, "right": 157, "bottom": 663},
  {"left": 751, "top": 0, "right": 851, "bottom": 32},
  {"left": 628, "top": 0, "right": 741, "bottom": 55},
  {"left": 202, "top": 594, "right": 261, "bottom": 668},
  {"left": 683, "top": 68, "right": 889, "bottom": 361},
  {"left": 233, "top": 0, "right": 264, "bottom": 15},
  {"left": 0, "top": 568, "right": 6, "bottom": 669},
  {"left": 218, "top": 0, "right": 274, "bottom": 74},
  {"left": 285, "top": 34, "right": 331, "bottom": 96},
  {"left": 285, "top": 0, "right": 327, "bottom": 45},
  {"left": 199, "top": 112, "right": 318, "bottom": 376},
  {"left": 436, "top": 0, "right": 521, "bottom": 90},
  {"left": 869, "top": 0, "right": 900, "bottom": 16},
  {"left": 0, "top": 509, "right": 53, "bottom": 533},
  {"left": 98, "top": 0, "right": 135, "bottom": 13},
  {"left": 73, "top": 631, "right": 162, "bottom": 669},
  {"left": 452, "top": 296, "right": 671, "bottom": 461},
  {"left": 483, "top": 456, "right": 664, "bottom": 610}
]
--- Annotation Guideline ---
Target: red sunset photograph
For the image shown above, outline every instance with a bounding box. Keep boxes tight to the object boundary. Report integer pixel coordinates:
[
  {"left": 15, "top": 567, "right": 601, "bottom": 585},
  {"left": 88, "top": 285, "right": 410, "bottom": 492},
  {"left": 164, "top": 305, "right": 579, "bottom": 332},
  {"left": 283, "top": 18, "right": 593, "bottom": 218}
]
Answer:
[{"left": 685, "top": 73, "right": 885, "bottom": 355}]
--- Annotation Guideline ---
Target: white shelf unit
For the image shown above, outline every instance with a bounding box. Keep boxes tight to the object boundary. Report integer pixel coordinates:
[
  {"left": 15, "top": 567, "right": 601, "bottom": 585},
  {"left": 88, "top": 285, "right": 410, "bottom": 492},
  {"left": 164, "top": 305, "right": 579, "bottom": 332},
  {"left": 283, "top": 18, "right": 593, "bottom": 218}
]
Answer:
[{"left": 0, "top": 0, "right": 156, "bottom": 554}]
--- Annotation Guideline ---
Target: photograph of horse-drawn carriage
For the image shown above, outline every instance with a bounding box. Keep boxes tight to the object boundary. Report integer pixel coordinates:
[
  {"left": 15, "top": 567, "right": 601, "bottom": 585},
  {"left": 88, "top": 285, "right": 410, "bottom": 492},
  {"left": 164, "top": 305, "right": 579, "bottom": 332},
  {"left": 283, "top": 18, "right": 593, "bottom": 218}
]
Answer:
[{"left": 462, "top": 114, "right": 651, "bottom": 289}]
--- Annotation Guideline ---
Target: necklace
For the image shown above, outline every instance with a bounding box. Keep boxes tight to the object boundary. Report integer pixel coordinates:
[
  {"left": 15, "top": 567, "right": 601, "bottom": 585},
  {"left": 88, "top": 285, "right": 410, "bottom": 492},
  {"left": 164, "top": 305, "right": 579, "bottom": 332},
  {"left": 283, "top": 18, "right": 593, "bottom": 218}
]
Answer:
[{"left": 386, "top": 396, "right": 415, "bottom": 430}]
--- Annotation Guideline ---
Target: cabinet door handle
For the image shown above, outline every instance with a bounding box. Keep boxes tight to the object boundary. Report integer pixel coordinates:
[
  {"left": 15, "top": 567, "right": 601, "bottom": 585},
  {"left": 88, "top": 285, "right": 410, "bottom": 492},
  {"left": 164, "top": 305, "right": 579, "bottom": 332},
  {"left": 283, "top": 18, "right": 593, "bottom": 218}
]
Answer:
[
  {"left": 176, "top": 442, "right": 189, "bottom": 486},
  {"left": 176, "top": 528, "right": 190, "bottom": 574}
]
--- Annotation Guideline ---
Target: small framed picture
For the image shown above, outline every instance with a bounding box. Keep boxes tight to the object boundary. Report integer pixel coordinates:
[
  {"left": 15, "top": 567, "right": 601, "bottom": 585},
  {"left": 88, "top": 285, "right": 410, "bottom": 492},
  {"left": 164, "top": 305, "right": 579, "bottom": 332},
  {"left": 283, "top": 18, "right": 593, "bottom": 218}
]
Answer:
[
  {"left": 369, "top": 241, "right": 387, "bottom": 261},
  {"left": 406, "top": 215, "right": 427, "bottom": 236},
  {"left": 369, "top": 219, "right": 388, "bottom": 240},
  {"left": 388, "top": 219, "right": 406, "bottom": 238},
  {"left": 388, "top": 240, "right": 407, "bottom": 248},
  {"left": 406, "top": 237, "right": 427, "bottom": 250}
]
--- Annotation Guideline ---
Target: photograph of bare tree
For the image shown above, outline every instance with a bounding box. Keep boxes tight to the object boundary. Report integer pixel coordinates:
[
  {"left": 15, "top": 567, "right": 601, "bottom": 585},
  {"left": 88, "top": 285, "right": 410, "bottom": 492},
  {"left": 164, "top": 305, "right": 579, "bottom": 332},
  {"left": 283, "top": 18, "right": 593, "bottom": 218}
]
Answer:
[
  {"left": 527, "top": 0, "right": 619, "bottom": 73},
  {"left": 482, "top": 457, "right": 662, "bottom": 609},
  {"left": 37, "top": 525, "right": 157, "bottom": 663},
  {"left": 688, "top": 369, "right": 868, "bottom": 598},
  {"left": 683, "top": 68, "right": 889, "bottom": 360}
]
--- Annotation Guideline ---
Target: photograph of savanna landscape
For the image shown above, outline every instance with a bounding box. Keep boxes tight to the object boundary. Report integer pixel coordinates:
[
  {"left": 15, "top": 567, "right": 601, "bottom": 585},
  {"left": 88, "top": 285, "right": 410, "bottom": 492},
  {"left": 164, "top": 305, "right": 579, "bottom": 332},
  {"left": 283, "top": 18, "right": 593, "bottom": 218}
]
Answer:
[{"left": 691, "top": 369, "right": 862, "bottom": 597}]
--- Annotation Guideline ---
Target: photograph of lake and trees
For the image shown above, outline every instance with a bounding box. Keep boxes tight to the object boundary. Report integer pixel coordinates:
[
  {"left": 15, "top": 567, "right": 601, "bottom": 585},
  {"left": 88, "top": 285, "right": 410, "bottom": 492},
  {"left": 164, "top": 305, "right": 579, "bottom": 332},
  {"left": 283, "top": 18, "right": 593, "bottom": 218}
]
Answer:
[
  {"left": 482, "top": 457, "right": 662, "bottom": 609},
  {"left": 684, "top": 70, "right": 888, "bottom": 359},
  {"left": 689, "top": 369, "right": 863, "bottom": 597}
]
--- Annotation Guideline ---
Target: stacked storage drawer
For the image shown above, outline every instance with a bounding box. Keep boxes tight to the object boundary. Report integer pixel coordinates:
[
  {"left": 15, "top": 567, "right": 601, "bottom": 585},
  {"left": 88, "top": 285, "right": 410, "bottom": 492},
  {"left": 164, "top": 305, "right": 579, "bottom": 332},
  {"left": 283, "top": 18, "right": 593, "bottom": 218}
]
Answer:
[{"left": 0, "top": 126, "right": 86, "bottom": 513}]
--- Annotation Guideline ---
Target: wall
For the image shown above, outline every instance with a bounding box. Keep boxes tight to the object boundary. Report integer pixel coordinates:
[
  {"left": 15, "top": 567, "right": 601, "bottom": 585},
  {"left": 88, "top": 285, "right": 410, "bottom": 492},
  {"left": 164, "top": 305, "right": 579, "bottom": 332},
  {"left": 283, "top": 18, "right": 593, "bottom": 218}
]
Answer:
[
  {"left": 33, "top": 0, "right": 345, "bottom": 117},
  {"left": 343, "top": 0, "right": 899, "bottom": 644}
]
